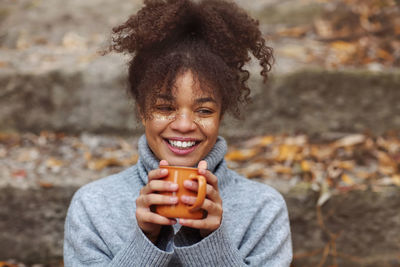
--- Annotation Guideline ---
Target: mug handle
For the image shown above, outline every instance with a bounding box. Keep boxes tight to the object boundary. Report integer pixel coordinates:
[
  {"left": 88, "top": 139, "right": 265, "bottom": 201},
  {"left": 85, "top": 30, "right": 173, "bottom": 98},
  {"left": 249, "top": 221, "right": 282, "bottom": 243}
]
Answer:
[{"left": 188, "top": 174, "right": 207, "bottom": 211}]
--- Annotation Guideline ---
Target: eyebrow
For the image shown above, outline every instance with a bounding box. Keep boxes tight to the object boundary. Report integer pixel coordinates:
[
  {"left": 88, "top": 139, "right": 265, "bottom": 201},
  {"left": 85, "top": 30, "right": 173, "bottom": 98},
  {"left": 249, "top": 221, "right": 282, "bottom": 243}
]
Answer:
[
  {"left": 156, "top": 94, "right": 174, "bottom": 101},
  {"left": 156, "top": 95, "right": 217, "bottom": 104},
  {"left": 195, "top": 97, "right": 217, "bottom": 104}
]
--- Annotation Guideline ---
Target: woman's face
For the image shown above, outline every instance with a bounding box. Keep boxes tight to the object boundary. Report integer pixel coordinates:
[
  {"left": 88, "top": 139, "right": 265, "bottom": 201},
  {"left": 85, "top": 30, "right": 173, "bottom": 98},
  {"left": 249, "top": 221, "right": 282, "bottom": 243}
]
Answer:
[{"left": 142, "top": 70, "right": 222, "bottom": 167}]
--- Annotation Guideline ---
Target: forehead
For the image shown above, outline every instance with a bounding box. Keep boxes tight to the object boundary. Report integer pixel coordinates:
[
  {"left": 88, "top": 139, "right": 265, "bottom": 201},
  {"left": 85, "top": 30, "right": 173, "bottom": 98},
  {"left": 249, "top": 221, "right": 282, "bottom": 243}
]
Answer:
[{"left": 156, "top": 71, "right": 220, "bottom": 102}]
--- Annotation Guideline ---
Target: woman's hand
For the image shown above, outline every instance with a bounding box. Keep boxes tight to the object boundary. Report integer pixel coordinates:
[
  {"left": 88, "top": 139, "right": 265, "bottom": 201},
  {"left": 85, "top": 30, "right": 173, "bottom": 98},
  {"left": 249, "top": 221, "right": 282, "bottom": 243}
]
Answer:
[
  {"left": 135, "top": 160, "right": 178, "bottom": 243},
  {"left": 179, "top": 160, "right": 223, "bottom": 237}
]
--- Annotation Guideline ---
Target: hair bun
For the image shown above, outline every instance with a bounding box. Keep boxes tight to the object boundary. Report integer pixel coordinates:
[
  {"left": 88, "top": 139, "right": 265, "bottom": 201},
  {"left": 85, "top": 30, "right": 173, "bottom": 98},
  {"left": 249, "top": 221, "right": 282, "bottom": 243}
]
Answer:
[{"left": 110, "top": 0, "right": 273, "bottom": 81}]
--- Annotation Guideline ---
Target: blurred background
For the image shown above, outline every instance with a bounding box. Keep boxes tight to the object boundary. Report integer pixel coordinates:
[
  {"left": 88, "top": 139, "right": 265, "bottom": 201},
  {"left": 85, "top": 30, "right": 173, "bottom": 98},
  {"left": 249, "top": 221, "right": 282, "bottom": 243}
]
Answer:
[{"left": 0, "top": 0, "right": 399, "bottom": 266}]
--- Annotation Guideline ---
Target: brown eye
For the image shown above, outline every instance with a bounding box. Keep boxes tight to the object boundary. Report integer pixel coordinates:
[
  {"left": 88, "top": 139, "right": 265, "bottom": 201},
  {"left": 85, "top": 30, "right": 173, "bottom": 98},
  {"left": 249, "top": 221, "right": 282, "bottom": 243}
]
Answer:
[
  {"left": 197, "top": 108, "right": 214, "bottom": 115},
  {"left": 156, "top": 105, "right": 175, "bottom": 113}
]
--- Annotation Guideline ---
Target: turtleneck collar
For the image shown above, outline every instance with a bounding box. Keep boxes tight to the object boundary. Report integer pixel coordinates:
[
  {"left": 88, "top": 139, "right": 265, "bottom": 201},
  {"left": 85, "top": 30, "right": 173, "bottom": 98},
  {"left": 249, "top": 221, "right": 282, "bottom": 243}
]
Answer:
[{"left": 136, "top": 135, "right": 230, "bottom": 189}]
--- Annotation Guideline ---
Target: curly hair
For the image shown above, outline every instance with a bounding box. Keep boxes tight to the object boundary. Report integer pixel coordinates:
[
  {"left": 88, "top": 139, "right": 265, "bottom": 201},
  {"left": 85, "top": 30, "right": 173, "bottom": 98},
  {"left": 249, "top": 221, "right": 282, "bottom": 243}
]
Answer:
[{"left": 108, "top": 0, "right": 273, "bottom": 119}]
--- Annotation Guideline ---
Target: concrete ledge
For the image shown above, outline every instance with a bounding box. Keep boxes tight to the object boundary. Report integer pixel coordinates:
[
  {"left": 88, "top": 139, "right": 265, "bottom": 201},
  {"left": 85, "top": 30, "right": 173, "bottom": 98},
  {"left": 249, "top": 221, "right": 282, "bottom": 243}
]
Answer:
[
  {"left": 287, "top": 187, "right": 400, "bottom": 266},
  {"left": 221, "top": 69, "right": 400, "bottom": 138},
  {"left": 1, "top": 185, "right": 399, "bottom": 266},
  {"left": 0, "top": 186, "right": 75, "bottom": 265},
  {"left": 2, "top": 66, "right": 400, "bottom": 138},
  {"left": 0, "top": 55, "right": 139, "bottom": 135}
]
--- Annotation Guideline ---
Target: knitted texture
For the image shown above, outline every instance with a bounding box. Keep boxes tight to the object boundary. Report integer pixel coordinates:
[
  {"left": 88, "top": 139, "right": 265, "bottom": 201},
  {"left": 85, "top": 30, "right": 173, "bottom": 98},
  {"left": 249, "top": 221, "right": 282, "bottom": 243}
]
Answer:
[{"left": 64, "top": 135, "right": 292, "bottom": 266}]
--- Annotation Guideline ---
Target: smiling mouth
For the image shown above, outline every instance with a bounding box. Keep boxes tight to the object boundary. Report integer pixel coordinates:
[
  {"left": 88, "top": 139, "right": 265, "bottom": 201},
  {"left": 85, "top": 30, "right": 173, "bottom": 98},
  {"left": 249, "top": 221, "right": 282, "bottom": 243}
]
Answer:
[{"left": 166, "top": 139, "right": 199, "bottom": 149}]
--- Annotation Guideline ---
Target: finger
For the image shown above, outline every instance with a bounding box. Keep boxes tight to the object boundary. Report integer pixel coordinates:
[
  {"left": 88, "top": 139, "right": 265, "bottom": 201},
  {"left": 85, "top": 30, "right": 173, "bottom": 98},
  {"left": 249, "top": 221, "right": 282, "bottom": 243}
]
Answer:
[
  {"left": 202, "top": 170, "right": 219, "bottom": 190},
  {"left": 178, "top": 215, "right": 220, "bottom": 230},
  {"left": 138, "top": 194, "right": 178, "bottom": 207},
  {"left": 136, "top": 208, "right": 176, "bottom": 225},
  {"left": 200, "top": 198, "right": 222, "bottom": 213},
  {"left": 183, "top": 179, "right": 198, "bottom": 191},
  {"left": 147, "top": 168, "right": 169, "bottom": 182},
  {"left": 144, "top": 180, "right": 178, "bottom": 194},
  {"left": 180, "top": 195, "right": 197, "bottom": 206},
  {"left": 183, "top": 181, "right": 219, "bottom": 202},
  {"left": 180, "top": 196, "right": 220, "bottom": 213}
]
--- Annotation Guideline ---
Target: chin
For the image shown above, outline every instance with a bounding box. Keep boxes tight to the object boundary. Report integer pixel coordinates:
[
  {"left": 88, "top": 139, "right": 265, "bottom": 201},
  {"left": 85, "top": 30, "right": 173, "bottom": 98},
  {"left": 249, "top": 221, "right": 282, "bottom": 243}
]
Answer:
[{"left": 167, "top": 157, "right": 198, "bottom": 167}]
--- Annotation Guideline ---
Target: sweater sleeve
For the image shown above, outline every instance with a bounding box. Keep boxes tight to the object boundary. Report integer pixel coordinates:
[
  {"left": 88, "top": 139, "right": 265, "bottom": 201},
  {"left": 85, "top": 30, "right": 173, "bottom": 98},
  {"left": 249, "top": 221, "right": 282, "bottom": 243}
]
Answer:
[
  {"left": 63, "top": 190, "right": 174, "bottom": 267},
  {"left": 173, "top": 193, "right": 292, "bottom": 266},
  {"left": 173, "top": 218, "right": 243, "bottom": 266}
]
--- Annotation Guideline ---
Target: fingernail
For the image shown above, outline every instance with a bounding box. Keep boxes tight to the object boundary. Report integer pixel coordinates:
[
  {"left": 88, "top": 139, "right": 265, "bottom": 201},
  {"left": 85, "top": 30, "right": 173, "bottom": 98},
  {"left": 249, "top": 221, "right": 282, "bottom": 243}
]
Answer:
[
  {"left": 181, "top": 195, "right": 192, "bottom": 202},
  {"left": 169, "top": 183, "right": 178, "bottom": 190},
  {"left": 184, "top": 180, "right": 193, "bottom": 187},
  {"left": 161, "top": 169, "right": 168, "bottom": 175},
  {"left": 170, "top": 197, "right": 178, "bottom": 202},
  {"left": 179, "top": 219, "right": 186, "bottom": 224}
]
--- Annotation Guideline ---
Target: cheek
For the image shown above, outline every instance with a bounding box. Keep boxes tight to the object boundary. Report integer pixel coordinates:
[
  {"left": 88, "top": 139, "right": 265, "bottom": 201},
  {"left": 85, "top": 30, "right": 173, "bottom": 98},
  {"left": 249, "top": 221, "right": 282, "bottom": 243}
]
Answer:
[
  {"left": 194, "top": 117, "right": 220, "bottom": 135},
  {"left": 145, "top": 118, "right": 170, "bottom": 136}
]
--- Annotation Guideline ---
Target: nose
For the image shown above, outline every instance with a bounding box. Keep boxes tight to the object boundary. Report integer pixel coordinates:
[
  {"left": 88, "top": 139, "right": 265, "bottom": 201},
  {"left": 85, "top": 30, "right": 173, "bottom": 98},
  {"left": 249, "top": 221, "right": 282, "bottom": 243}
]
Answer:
[{"left": 170, "top": 111, "right": 196, "bottom": 132}]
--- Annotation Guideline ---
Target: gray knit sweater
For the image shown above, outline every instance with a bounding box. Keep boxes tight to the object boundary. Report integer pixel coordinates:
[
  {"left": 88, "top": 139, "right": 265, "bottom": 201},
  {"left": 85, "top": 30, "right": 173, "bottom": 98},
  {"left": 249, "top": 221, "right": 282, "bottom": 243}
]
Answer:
[{"left": 64, "top": 136, "right": 292, "bottom": 266}]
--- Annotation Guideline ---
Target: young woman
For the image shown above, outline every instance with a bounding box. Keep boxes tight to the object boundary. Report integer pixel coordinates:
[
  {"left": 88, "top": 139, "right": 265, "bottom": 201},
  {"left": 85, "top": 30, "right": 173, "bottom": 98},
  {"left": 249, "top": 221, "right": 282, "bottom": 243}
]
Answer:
[{"left": 64, "top": 0, "right": 292, "bottom": 266}]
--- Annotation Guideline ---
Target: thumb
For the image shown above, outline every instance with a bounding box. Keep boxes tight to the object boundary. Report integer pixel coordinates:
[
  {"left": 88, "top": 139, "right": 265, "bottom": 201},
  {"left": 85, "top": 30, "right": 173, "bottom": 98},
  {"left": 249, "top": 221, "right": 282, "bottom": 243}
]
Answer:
[
  {"left": 159, "top": 160, "right": 169, "bottom": 166},
  {"left": 197, "top": 160, "right": 207, "bottom": 174}
]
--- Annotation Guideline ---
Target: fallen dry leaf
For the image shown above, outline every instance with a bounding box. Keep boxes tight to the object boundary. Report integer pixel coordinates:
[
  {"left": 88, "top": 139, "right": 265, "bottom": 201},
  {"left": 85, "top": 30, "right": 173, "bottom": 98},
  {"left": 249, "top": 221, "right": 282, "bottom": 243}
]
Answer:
[
  {"left": 62, "top": 32, "right": 87, "bottom": 50},
  {"left": 259, "top": 136, "right": 275, "bottom": 147},
  {"left": 46, "top": 157, "right": 64, "bottom": 168},
  {"left": 341, "top": 173, "right": 355, "bottom": 186},
  {"left": 317, "top": 180, "right": 332, "bottom": 206},
  {"left": 87, "top": 158, "right": 121, "bottom": 171},
  {"left": 392, "top": 175, "right": 400, "bottom": 186},
  {"left": 225, "top": 148, "right": 258, "bottom": 161},
  {"left": 87, "top": 155, "right": 138, "bottom": 171},
  {"left": 336, "top": 160, "right": 355, "bottom": 170},
  {"left": 17, "top": 148, "right": 40, "bottom": 162},
  {"left": 334, "top": 134, "right": 366, "bottom": 148},
  {"left": 314, "top": 18, "right": 334, "bottom": 39},
  {"left": 241, "top": 163, "right": 267, "bottom": 179},
  {"left": 38, "top": 181, "right": 54, "bottom": 188},
  {"left": 356, "top": 171, "right": 373, "bottom": 179},
  {"left": 378, "top": 165, "right": 396, "bottom": 176},
  {"left": 273, "top": 165, "right": 293, "bottom": 175},
  {"left": 310, "top": 145, "right": 334, "bottom": 161},
  {"left": 301, "top": 160, "right": 312, "bottom": 172},
  {"left": 0, "top": 261, "right": 19, "bottom": 267},
  {"left": 276, "top": 144, "right": 304, "bottom": 163},
  {"left": 12, "top": 169, "right": 27, "bottom": 178},
  {"left": 45, "top": 157, "right": 64, "bottom": 173},
  {"left": 0, "top": 61, "right": 9, "bottom": 68},
  {"left": 276, "top": 25, "right": 310, "bottom": 37}
]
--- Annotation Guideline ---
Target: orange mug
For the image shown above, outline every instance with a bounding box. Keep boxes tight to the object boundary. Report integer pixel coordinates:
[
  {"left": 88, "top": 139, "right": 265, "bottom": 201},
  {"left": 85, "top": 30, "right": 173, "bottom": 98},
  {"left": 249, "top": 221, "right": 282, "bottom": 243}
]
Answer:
[{"left": 155, "top": 166, "right": 207, "bottom": 219}]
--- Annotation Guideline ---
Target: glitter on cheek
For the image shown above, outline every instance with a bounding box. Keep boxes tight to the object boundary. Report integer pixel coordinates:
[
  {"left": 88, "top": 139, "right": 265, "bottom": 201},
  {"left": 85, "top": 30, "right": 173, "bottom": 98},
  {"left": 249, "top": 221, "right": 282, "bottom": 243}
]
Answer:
[
  {"left": 194, "top": 117, "right": 216, "bottom": 128},
  {"left": 152, "top": 114, "right": 176, "bottom": 122}
]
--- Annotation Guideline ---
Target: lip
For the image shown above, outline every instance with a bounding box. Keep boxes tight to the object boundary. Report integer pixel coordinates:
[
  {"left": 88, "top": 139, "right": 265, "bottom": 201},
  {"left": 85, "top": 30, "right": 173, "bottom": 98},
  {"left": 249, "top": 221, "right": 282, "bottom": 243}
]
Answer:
[
  {"left": 165, "top": 137, "right": 200, "bottom": 142},
  {"left": 163, "top": 138, "right": 201, "bottom": 155}
]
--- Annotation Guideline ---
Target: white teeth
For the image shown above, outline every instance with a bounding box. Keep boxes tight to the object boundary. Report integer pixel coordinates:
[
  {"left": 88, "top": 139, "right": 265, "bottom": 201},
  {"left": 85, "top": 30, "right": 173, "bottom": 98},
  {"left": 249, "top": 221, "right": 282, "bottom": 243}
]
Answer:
[{"left": 168, "top": 140, "right": 196, "bottom": 149}]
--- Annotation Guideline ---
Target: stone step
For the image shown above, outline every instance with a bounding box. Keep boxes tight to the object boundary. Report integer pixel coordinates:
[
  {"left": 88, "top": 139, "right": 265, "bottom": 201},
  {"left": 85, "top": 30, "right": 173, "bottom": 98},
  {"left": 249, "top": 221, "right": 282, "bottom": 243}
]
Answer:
[
  {"left": 1, "top": 185, "right": 399, "bottom": 266},
  {"left": 1, "top": 59, "right": 400, "bottom": 137}
]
